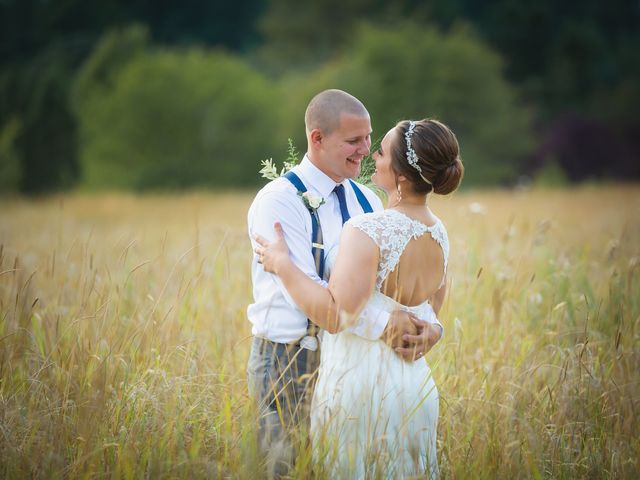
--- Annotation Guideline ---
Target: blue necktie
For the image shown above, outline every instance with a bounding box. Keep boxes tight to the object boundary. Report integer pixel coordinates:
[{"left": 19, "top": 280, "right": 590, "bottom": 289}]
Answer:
[{"left": 333, "top": 184, "right": 351, "bottom": 224}]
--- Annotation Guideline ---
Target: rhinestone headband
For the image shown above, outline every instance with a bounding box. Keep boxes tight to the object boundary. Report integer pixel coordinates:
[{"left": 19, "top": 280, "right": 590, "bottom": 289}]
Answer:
[{"left": 404, "top": 121, "right": 432, "bottom": 185}]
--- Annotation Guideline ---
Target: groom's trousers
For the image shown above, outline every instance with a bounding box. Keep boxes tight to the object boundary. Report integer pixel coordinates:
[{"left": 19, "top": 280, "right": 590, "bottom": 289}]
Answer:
[{"left": 247, "top": 336, "right": 320, "bottom": 478}]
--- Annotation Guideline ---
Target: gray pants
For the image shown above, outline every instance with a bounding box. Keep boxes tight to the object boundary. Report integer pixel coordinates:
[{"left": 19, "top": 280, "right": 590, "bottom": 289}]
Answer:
[{"left": 247, "top": 336, "right": 320, "bottom": 478}]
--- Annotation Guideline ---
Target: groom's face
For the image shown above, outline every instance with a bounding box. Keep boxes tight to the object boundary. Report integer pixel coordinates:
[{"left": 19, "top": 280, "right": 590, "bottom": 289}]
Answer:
[{"left": 318, "top": 113, "right": 372, "bottom": 182}]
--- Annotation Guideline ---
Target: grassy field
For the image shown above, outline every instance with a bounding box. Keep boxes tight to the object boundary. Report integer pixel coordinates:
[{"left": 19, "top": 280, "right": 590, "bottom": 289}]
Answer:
[{"left": 1, "top": 186, "right": 639, "bottom": 478}]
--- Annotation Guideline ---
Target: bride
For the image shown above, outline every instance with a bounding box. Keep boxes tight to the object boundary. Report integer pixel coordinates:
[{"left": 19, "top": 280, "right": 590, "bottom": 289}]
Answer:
[{"left": 255, "top": 118, "right": 463, "bottom": 478}]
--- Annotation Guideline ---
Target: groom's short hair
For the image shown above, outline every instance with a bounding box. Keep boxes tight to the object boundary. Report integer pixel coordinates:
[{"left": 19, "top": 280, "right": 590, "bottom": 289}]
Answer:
[{"left": 305, "top": 89, "right": 369, "bottom": 135}]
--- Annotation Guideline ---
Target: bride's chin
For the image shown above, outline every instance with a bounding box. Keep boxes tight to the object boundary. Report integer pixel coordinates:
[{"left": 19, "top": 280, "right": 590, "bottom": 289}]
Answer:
[{"left": 371, "top": 174, "right": 383, "bottom": 189}]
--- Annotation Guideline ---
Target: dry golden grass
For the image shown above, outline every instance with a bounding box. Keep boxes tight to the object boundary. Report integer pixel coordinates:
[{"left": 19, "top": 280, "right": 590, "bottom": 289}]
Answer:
[{"left": 1, "top": 185, "right": 639, "bottom": 478}]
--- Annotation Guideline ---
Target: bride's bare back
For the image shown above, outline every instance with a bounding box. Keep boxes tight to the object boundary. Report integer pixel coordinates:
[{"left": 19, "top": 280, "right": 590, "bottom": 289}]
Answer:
[
  {"left": 381, "top": 221, "right": 446, "bottom": 307},
  {"left": 330, "top": 208, "right": 449, "bottom": 317}
]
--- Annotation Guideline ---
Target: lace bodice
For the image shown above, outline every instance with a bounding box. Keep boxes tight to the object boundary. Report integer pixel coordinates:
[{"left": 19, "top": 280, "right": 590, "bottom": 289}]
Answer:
[{"left": 347, "top": 209, "right": 449, "bottom": 291}]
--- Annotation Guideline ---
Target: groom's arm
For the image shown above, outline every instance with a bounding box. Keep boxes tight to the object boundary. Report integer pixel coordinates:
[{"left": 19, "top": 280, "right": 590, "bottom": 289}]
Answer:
[
  {"left": 342, "top": 246, "right": 444, "bottom": 347},
  {"left": 341, "top": 305, "right": 389, "bottom": 340},
  {"left": 249, "top": 190, "right": 326, "bottom": 304},
  {"left": 345, "top": 305, "right": 443, "bottom": 355}
]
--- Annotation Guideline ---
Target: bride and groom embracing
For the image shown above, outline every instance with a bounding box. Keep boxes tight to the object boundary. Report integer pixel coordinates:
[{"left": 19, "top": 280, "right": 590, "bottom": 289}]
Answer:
[{"left": 247, "top": 89, "right": 464, "bottom": 478}]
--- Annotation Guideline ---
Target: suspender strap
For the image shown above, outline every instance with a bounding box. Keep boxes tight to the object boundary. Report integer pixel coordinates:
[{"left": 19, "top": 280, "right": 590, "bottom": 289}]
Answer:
[
  {"left": 283, "top": 170, "right": 305, "bottom": 193},
  {"left": 284, "top": 171, "right": 325, "bottom": 279},
  {"left": 349, "top": 179, "right": 374, "bottom": 213},
  {"left": 283, "top": 171, "right": 375, "bottom": 347},
  {"left": 283, "top": 172, "right": 375, "bottom": 279}
]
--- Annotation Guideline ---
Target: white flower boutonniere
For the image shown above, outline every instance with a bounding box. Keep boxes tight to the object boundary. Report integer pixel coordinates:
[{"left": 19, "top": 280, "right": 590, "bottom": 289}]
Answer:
[{"left": 299, "top": 191, "right": 325, "bottom": 211}]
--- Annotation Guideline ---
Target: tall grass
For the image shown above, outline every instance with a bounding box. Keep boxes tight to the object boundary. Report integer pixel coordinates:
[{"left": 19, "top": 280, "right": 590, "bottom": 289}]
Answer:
[{"left": 1, "top": 186, "right": 639, "bottom": 478}]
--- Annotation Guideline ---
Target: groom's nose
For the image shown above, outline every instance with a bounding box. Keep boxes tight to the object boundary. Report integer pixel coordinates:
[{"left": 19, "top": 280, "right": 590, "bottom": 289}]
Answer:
[{"left": 357, "top": 139, "right": 370, "bottom": 156}]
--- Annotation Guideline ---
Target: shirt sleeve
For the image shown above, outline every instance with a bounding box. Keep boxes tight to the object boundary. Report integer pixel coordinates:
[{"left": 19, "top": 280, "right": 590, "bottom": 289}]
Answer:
[
  {"left": 248, "top": 189, "right": 325, "bottom": 308},
  {"left": 343, "top": 305, "right": 389, "bottom": 340}
]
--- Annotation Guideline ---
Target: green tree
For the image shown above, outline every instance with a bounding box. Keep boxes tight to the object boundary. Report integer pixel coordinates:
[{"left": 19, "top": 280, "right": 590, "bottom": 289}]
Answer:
[
  {"left": 72, "top": 25, "right": 150, "bottom": 109},
  {"left": 73, "top": 31, "right": 282, "bottom": 189},
  {"left": 256, "top": 0, "right": 371, "bottom": 71},
  {"left": 0, "top": 117, "right": 21, "bottom": 192},
  {"left": 278, "top": 23, "right": 533, "bottom": 185},
  {"left": 0, "top": 48, "right": 80, "bottom": 193}
]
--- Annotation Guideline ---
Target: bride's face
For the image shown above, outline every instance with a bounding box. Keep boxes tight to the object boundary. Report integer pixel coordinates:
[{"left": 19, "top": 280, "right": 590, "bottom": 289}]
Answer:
[{"left": 371, "top": 128, "right": 398, "bottom": 193}]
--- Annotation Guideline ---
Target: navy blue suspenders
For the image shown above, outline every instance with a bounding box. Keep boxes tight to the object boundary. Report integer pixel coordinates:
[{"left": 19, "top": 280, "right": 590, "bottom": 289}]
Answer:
[
  {"left": 349, "top": 179, "right": 373, "bottom": 215},
  {"left": 284, "top": 171, "right": 326, "bottom": 278},
  {"left": 283, "top": 170, "right": 374, "bottom": 344},
  {"left": 283, "top": 171, "right": 374, "bottom": 279}
]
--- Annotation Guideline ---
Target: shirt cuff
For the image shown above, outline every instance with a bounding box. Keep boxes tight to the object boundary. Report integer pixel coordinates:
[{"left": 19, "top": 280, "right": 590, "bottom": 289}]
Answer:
[
  {"left": 431, "top": 317, "right": 444, "bottom": 340},
  {"left": 344, "top": 308, "right": 389, "bottom": 340}
]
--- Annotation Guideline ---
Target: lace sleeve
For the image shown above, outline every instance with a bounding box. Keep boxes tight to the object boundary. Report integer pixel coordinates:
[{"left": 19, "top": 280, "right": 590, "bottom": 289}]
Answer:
[
  {"left": 346, "top": 213, "right": 386, "bottom": 248},
  {"left": 347, "top": 210, "right": 450, "bottom": 292},
  {"left": 346, "top": 211, "right": 420, "bottom": 289}
]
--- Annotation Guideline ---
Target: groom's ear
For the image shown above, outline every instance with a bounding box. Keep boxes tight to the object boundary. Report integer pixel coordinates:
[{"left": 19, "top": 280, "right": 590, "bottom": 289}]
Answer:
[{"left": 310, "top": 129, "right": 323, "bottom": 148}]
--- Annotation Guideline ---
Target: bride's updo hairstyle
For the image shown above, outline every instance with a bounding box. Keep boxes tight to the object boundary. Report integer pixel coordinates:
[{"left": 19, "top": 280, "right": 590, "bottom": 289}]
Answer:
[{"left": 391, "top": 119, "right": 464, "bottom": 195}]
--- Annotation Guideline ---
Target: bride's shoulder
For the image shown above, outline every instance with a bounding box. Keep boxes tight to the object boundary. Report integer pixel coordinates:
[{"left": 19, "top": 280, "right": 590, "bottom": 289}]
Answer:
[
  {"left": 428, "top": 213, "right": 449, "bottom": 236},
  {"left": 346, "top": 210, "right": 390, "bottom": 227},
  {"left": 345, "top": 210, "right": 400, "bottom": 244}
]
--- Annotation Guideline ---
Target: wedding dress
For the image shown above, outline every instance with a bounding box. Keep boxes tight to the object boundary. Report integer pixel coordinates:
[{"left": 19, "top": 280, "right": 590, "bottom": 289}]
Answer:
[{"left": 311, "top": 209, "right": 448, "bottom": 479}]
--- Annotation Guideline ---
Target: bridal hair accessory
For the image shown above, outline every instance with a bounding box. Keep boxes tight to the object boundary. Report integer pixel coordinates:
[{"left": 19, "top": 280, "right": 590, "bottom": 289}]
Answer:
[{"left": 404, "top": 121, "right": 433, "bottom": 186}]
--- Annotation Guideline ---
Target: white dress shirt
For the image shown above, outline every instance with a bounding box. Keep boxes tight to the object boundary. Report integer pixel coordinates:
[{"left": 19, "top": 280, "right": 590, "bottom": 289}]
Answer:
[{"left": 247, "top": 155, "right": 391, "bottom": 343}]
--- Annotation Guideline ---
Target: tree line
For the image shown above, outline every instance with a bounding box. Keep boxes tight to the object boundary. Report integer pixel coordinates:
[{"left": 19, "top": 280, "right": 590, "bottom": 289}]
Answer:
[{"left": 1, "top": 0, "right": 638, "bottom": 192}]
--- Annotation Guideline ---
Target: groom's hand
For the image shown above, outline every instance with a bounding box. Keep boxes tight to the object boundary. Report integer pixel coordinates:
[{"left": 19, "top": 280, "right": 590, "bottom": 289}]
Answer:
[
  {"left": 381, "top": 311, "right": 418, "bottom": 359},
  {"left": 383, "top": 312, "right": 442, "bottom": 362},
  {"left": 396, "top": 318, "right": 442, "bottom": 361}
]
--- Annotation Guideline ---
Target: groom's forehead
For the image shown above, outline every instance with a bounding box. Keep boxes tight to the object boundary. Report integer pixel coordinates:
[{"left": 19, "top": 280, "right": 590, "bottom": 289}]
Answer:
[{"left": 335, "top": 114, "right": 371, "bottom": 137}]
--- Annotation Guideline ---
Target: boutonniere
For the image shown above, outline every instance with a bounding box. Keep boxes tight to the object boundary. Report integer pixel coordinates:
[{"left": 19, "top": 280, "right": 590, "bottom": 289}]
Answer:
[{"left": 299, "top": 191, "right": 325, "bottom": 211}]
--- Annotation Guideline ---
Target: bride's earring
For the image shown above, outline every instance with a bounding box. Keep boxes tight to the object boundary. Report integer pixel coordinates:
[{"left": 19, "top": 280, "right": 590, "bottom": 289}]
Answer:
[{"left": 396, "top": 184, "right": 402, "bottom": 203}]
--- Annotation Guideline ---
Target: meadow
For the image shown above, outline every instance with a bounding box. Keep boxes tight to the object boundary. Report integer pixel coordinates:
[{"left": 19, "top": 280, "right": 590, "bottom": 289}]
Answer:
[{"left": 1, "top": 185, "right": 639, "bottom": 478}]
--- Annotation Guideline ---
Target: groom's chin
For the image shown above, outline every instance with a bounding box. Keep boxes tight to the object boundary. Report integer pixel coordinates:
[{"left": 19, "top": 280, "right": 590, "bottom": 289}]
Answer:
[{"left": 346, "top": 160, "right": 362, "bottom": 177}]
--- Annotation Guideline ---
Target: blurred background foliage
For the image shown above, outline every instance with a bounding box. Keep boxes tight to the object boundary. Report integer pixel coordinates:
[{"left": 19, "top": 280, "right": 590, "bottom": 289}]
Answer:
[
  {"left": 72, "top": 26, "right": 280, "bottom": 188},
  {"left": 0, "top": 0, "right": 638, "bottom": 193}
]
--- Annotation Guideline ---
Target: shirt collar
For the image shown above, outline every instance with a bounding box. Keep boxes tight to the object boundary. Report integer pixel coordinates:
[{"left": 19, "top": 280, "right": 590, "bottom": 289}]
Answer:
[{"left": 298, "top": 154, "right": 346, "bottom": 199}]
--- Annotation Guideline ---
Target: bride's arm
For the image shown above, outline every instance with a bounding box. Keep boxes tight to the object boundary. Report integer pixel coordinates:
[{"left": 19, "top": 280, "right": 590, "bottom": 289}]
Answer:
[{"left": 255, "top": 222, "right": 378, "bottom": 333}]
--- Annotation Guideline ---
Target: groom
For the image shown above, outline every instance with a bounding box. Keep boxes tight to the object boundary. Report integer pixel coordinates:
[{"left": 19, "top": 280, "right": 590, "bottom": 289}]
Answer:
[{"left": 247, "top": 89, "right": 443, "bottom": 476}]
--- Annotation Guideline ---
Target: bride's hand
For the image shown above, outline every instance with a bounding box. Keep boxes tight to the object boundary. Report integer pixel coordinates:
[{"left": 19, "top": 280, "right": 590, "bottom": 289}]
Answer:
[{"left": 254, "top": 222, "right": 291, "bottom": 274}]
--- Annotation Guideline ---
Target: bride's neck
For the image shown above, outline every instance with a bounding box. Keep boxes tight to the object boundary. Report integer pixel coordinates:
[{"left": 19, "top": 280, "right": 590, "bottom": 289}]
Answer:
[{"left": 388, "top": 193, "right": 428, "bottom": 210}]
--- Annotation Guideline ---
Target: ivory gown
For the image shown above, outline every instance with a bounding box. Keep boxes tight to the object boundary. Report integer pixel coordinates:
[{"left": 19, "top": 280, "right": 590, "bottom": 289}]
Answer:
[{"left": 311, "top": 209, "right": 448, "bottom": 479}]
